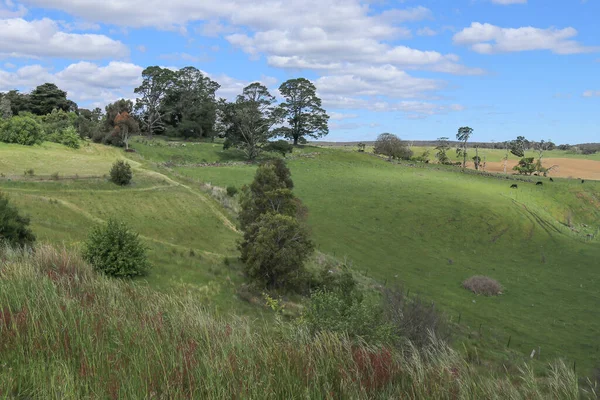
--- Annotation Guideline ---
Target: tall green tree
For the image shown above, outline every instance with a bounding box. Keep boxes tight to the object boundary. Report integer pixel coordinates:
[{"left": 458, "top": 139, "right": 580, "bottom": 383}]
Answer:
[
  {"left": 161, "top": 67, "right": 220, "bottom": 139},
  {"left": 275, "top": 78, "right": 329, "bottom": 145},
  {"left": 456, "top": 126, "right": 473, "bottom": 169},
  {"left": 4, "top": 90, "right": 31, "bottom": 115},
  {"left": 510, "top": 136, "right": 527, "bottom": 158},
  {"left": 29, "top": 83, "right": 77, "bottom": 116},
  {"left": 134, "top": 66, "right": 174, "bottom": 136},
  {"left": 221, "top": 83, "right": 281, "bottom": 160}
]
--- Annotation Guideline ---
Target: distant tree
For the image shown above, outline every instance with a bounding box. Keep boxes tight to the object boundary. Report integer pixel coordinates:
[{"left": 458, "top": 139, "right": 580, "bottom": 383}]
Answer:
[
  {"left": 275, "top": 78, "right": 329, "bottom": 145},
  {"left": 114, "top": 111, "right": 139, "bottom": 150},
  {"left": 0, "top": 97, "right": 12, "bottom": 119},
  {"left": 0, "top": 192, "right": 36, "bottom": 247},
  {"left": 0, "top": 116, "right": 44, "bottom": 146},
  {"left": 435, "top": 137, "right": 452, "bottom": 165},
  {"left": 161, "top": 66, "right": 220, "bottom": 139},
  {"left": 41, "top": 108, "right": 77, "bottom": 136},
  {"left": 4, "top": 90, "right": 31, "bottom": 115},
  {"left": 134, "top": 66, "right": 174, "bottom": 136},
  {"left": 96, "top": 99, "right": 135, "bottom": 146},
  {"left": 456, "top": 126, "right": 473, "bottom": 169},
  {"left": 357, "top": 142, "right": 366, "bottom": 152},
  {"left": 29, "top": 83, "right": 76, "bottom": 116},
  {"left": 75, "top": 108, "right": 103, "bottom": 139},
  {"left": 265, "top": 140, "right": 293, "bottom": 157},
  {"left": 510, "top": 136, "right": 527, "bottom": 158},
  {"left": 83, "top": 219, "right": 150, "bottom": 278},
  {"left": 221, "top": 83, "right": 281, "bottom": 160},
  {"left": 472, "top": 146, "right": 481, "bottom": 170},
  {"left": 373, "top": 133, "right": 412, "bottom": 160},
  {"left": 513, "top": 157, "right": 536, "bottom": 175},
  {"left": 502, "top": 141, "right": 510, "bottom": 174}
]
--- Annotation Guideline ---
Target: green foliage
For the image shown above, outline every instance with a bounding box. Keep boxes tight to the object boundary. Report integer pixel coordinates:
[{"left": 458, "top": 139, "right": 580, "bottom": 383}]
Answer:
[
  {"left": 456, "top": 126, "right": 473, "bottom": 168},
  {"left": 109, "top": 160, "right": 133, "bottom": 186},
  {"left": 83, "top": 218, "right": 151, "bottom": 277},
  {"left": 0, "top": 115, "right": 44, "bottom": 145},
  {"left": 0, "top": 192, "right": 35, "bottom": 247},
  {"left": 274, "top": 78, "right": 329, "bottom": 145},
  {"left": 357, "top": 142, "right": 366, "bottom": 152},
  {"left": 220, "top": 83, "right": 281, "bottom": 160},
  {"left": 435, "top": 137, "right": 452, "bottom": 164},
  {"left": 373, "top": 133, "right": 413, "bottom": 160},
  {"left": 226, "top": 185, "right": 238, "bottom": 197},
  {"left": 240, "top": 212, "right": 314, "bottom": 289},
  {"left": 29, "top": 83, "right": 77, "bottom": 116},
  {"left": 510, "top": 136, "right": 528, "bottom": 158},
  {"left": 265, "top": 139, "right": 293, "bottom": 157},
  {"left": 134, "top": 66, "right": 175, "bottom": 135},
  {"left": 412, "top": 149, "right": 431, "bottom": 163},
  {"left": 513, "top": 157, "right": 537, "bottom": 175},
  {"left": 46, "top": 126, "right": 81, "bottom": 149},
  {"left": 0, "top": 96, "right": 12, "bottom": 119}
]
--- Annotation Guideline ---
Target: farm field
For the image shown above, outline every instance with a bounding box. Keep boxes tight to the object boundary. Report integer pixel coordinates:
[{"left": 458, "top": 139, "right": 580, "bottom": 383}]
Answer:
[
  {"left": 139, "top": 139, "right": 600, "bottom": 372},
  {"left": 2, "top": 138, "right": 600, "bottom": 373}
]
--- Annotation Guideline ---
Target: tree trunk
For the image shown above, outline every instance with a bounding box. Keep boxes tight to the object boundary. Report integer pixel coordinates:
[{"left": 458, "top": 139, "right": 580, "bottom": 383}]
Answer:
[{"left": 293, "top": 136, "right": 299, "bottom": 146}]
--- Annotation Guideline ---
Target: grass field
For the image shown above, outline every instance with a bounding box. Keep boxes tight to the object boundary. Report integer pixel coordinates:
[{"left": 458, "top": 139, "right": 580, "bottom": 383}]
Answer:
[
  {"left": 139, "top": 140, "right": 600, "bottom": 373},
  {"left": 2, "top": 137, "right": 600, "bottom": 374}
]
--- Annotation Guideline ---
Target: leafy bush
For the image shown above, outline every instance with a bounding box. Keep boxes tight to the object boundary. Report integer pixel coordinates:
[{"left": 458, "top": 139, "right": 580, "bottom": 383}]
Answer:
[
  {"left": 0, "top": 192, "right": 36, "bottom": 247},
  {"left": 82, "top": 219, "right": 150, "bottom": 277},
  {"left": 0, "top": 116, "right": 44, "bottom": 146},
  {"left": 462, "top": 275, "right": 503, "bottom": 296},
  {"left": 373, "top": 133, "right": 413, "bottom": 160},
  {"left": 241, "top": 213, "right": 313, "bottom": 289},
  {"left": 382, "top": 286, "right": 450, "bottom": 348},
  {"left": 265, "top": 140, "right": 293, "bottom": 157},
  {"left": 303, "top": 287, "right": 392, "bottom": 343},
  {"left": 226, "top": 186, "right": 238, "bottom": 197},
  {"left": 109, "top": 160, "right": 132, "bottom": 186},
  {"left": 23, "top": 169, "right": 34, "bottom": 177},
  {"left": 46, "top": 126, "right": 80, "bottom": 149}
]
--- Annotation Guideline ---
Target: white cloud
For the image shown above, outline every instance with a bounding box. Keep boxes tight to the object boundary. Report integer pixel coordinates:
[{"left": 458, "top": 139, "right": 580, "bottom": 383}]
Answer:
[
  {"left": 0, "top": 18, "right": 128, "bottom": 59},
  {"left": 417, "top": 27, "right": 437, "bottom": 36},
  {"left": 0, "top": 62, "right": 142, "bottom": 106},
  {"left": 137, "top": 45, "right": 147, "bottom": 53},
  {"left": 329, "top": 112, "right": 359, "bottom": 120},
  {"left": 454, "top": 23, "right": 599, "bottom": 54},
  {"left": 583, "top": 90, "right": 600, "bottom": 97},
  {"left": 0, "top": 1, "right": 27, "bottom": 18}
]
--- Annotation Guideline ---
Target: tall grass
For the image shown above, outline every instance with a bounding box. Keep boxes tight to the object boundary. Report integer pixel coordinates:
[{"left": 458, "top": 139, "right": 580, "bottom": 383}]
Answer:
[{"left": 0, "top": 245, "right": 592, "bottom": 399}]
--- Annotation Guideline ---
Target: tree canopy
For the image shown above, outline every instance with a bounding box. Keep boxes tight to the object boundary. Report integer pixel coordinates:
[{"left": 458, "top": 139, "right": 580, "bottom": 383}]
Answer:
[{"left": 275, "top": 78, "right": 329, "bottom": 145}]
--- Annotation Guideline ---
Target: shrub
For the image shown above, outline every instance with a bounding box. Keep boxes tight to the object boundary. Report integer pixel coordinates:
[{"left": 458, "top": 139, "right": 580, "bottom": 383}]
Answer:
[
  {"left": 109, "top": 160, "right": 132, "bottom": 186},
  {"left": 46, "top": 126, "right": 80, "bottom": 149},
  {"left": 82, "top": 219, "right": 150, "bottom": 277},
  {"left": 241, "top": 213, "right": 313, "bottom": 289},
  {"left": 265, "top": 140, "right": 293, "bottom": 157},
  {"left": 24, "top": 169, "right": 34, "bottom": 177},
  {"left": 0, "top": 192, "right": 36, "bottom": 247},
  {"left": 462, "top": 275, "right": 503, "bottom": 296},
  {"left": 226, "top": 186, "right": 238, "bottom": 197},
  {"left": 382, "top": 286, "right": 450, "bottom": 348},
  {"left": 0, "top": 116, "right": 44, "bottom": 146},
  {"left": 373, "top": 133, "right": 412, "bottom": 160}
]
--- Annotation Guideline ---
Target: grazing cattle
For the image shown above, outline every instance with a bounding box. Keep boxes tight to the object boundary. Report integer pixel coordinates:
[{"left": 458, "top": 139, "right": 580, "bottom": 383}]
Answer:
[
  {"left": 549, "top": 178, "right": 554, "bottom": 182},
  {"left": 582, "top": 179, "right": 585, "bottom": 184},
  {"left": 536, "top": 181, "right": 543, "bottom": 186},
  {"left": 510, "top": 184, "right": 518, "bottom": 189}
]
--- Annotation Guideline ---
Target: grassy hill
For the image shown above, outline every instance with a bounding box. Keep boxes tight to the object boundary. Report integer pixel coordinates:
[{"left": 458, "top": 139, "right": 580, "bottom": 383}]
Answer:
[{"left": 1, "top": 137, "right": 600, "bottom": 375}]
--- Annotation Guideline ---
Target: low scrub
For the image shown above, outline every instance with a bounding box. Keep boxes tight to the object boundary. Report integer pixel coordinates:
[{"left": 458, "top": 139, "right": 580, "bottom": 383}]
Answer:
[
  {"left": 0, "top": 245, "right": 590, "bottom": 399},
  {"left": 462, "top": 275, "right": 503, "bottom": 296}
]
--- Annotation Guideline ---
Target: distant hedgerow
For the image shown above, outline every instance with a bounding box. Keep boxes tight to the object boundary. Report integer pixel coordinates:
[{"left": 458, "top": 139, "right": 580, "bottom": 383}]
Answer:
[
  {"left": 109, "top": 160, "right": 132, "bottom": 186},
  {"left": 82, "top": 219, "right": 150, "bottom": 278}
]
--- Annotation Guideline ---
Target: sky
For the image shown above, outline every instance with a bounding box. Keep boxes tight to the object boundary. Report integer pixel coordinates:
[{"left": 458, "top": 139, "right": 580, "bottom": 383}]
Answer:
[{"left": 0, "top": 0, "right": 598, "bottom": 144}]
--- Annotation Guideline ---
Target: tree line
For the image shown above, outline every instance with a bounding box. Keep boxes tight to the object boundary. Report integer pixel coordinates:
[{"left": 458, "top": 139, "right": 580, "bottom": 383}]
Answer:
[{"left": 0, "top": 66, "right": 330, "bottom": 159}]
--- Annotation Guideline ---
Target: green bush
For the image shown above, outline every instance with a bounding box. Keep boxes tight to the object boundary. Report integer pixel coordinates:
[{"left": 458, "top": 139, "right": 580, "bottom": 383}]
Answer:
[
  {"left": 0, "top": 192, "right": 36, "bottom": 247},
  {"left": 241, "top": 213, "right": 313, "bottom": 289},
  {"left": 265, "top": 140, "right": 293, "bottom": 157},
  {"left": 46, "top": 126, "right": 80, "bottom": 149},
  {"left": 0, "top": 116, "right": 44, "bottom": 146},
  {"left": 109, "top": 160, "right": 132, "bottom": 186},
  {"left": 82, "top": 219, "right": 150, "bottom": 277},
  {"left": 226, "top": 186, "right": 238, "bottom": 197}
]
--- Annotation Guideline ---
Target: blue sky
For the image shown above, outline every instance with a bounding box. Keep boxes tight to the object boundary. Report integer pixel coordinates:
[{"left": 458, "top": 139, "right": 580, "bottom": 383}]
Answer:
[{"left": 0, "top": 0, "right": 598, "bottom": 144}]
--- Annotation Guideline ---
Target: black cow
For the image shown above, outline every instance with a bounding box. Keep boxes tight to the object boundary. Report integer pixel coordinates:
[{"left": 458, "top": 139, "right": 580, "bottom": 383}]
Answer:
[
  {"left": 536, "top": 181, "right": 543, "bottom": 186},
  {"left": 582, "top": 179, "right": 585, "bottom": 184},
  {"left": 549, "top": 178, "right": 554, "bottom": 182},
  {"left": 510, "top": 184, "right": 518, "bottom": 189}
]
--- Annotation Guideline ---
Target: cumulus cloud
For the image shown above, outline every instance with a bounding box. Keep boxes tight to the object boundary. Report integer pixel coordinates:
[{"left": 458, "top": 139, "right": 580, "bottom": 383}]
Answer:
[
  {"left": 454, "top": 23, "right": 599, "bottom": 54},
  {"left": 0, "top": 18, "right": 128, "bottom": 59},
  {"left": 583, "top": 90, "right": 600, "bottom": 97}
]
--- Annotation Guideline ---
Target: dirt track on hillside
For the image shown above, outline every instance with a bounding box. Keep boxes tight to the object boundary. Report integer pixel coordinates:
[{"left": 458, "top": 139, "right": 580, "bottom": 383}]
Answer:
[{"left": 472, "top": 158, "right": 600, "bottom": 180}]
